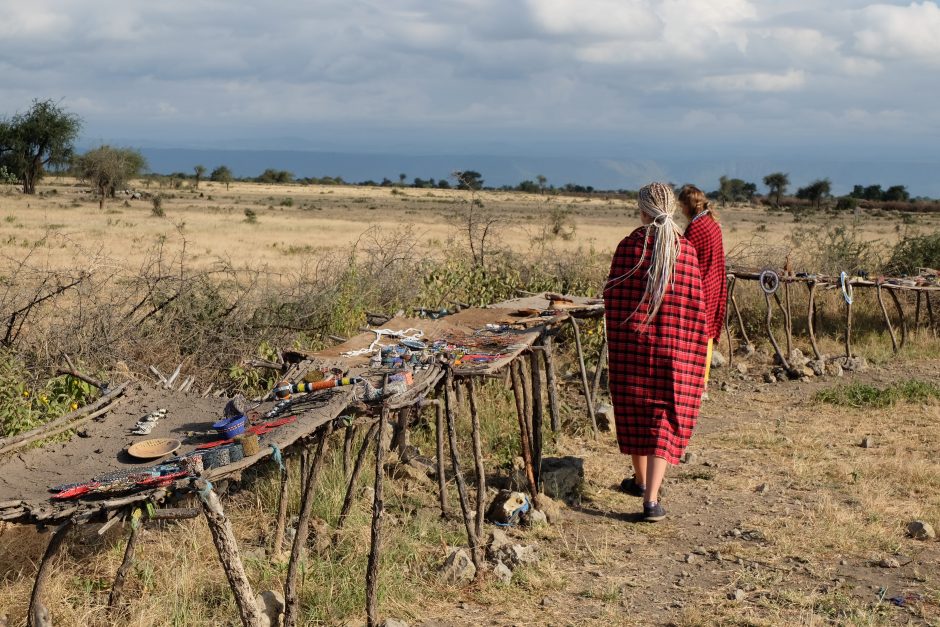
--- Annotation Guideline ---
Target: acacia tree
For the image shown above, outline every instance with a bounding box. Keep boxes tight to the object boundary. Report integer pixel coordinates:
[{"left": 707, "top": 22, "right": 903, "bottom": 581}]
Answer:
[
  {"left": 796, "top": 178, "right": 831, "bottom": 210},
  {"left": 0, "top": 99, "right": 82, "bottom": 194},
  {"left": 193, "top": 164, "right": 206, "bottom": 189},
  {"left": 76, "top": 146, "right": 147, "bottom": 208},
  {"left": 210, "top": 165, "right": 233, "bottom": 190},
  {"left": 762, "top": 172, "right": 789, "bottom": 207}
]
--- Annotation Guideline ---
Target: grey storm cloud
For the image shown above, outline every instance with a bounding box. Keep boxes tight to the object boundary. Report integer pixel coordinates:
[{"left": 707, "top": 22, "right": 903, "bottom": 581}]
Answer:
[{"left": 1, "top": 0, "right": 938, "bottom": 150}]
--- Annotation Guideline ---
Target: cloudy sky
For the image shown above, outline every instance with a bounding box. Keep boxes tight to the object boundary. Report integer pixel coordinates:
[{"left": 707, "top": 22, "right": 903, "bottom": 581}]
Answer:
[{"left": 1, "top": 0, "right": 938, "bottom": 189}]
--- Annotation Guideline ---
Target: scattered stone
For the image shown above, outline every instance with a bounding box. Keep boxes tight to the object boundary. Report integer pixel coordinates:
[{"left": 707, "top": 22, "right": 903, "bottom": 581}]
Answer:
[
  {"left": 536, "top": 493, "right": 563, "bottom": 523},
  {"left": 76, "top": 427, "right": 90, "bottom": 438},
  {"left": 843, "top": 356, "right": 868, "bottom": 372},
  {"left": 308, "top": 516, "right": 332, "bottom": 554},
  {"left": 540, "top": 596, "right": 554, "bottom": 607},
  {"left": 755, "top": 483, "right": 769, "bottom": 494},
  {"left": 736, "top": 343, "right": 756, "bottom": 357},
  {"left": 825, "top": 361, "right": 844, "bottom": 377},
  {"left": 499, "top": 543, "right": 538, "bottom": 568},
  {"left": 879, "top": 557, "right": 901, "bottom": 569},
  {"left": 594, "top": 404, "right": 614, "bottom": 432},
  {"left": 380, "top": 620, "right": 409, "bottom": 627},
  {"left": 907, "top": 520, "right": 936, "bottom": 540},
  {"left": 840, "top": 559, "right": 848, "bottom": 566},
  {"left": 384, "top": 457, "right": 433, "bottom": 486},
  {"left": 801, "top": 366, "right": 815, "bottom": 378},
  {"left": 763, "top": 373, "right": 777, "bottom": 384},
  {"left": 440, "top": 548, "right": 476, "bottom": 584},
  {"left": 771, "top": 366, "right": 789, "bottom": 381},
  {"left": 256, "top": 589, "right": 285, "bottom": 627},
  {"left": 719, "top": 381, "right": 730, "bottom": 392},
  {"left": 359, "top": 486, "right": 376, "bottom": 504},
  {"left": 684, "top": 553, "right": 695, "bottom": 564},
  {"left": 731, "top": 528, "right": 743, "bottom": 538},
  {"left": 861, "top": 436, "right": 874, "bottom": 449},
  {"left": 735, "top": 362, "right": 749, "bottom": 375},
  {"left": 807, "top": 360, "right": 825, "bottom": 376},
  {"left": 681, "top": 451, "right": 699, "bottom": 465},
  {"left": 537, "top": 456, "right": 584, "bottom": 502},
  {"left": 731, "top": 589, "right": 746, "bottom": 602},
  {"left": 493, "top": 559, "right": 513, "bottom": 584},
  {"left": 711, "top": 350, "right": 727, "bottom": 369},
  {"left": 522, "top": 509, "right": 548, "bottom": 527},
  {"left": 486, "top": 528, "right": 512, "bottom": 559},
  {"left": 485, "top": 490, "right": 530, "bottom": 526},
  {"left": 692, "top": 546, "right": 707, "bottom": 555}
]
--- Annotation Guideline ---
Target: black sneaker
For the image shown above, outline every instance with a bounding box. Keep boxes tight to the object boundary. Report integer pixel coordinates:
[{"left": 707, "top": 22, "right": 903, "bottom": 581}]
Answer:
[
  {"left": 619, "top": 477, "right": 645, "bottom": 497},
  {"left": 643, "top": 501, "right": 666, "bottom": 522}
]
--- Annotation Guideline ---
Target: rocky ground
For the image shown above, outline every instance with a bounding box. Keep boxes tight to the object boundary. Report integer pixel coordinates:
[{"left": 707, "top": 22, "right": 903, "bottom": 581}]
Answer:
[{"left": 395, "top": 355, "right": 940, "bottom": 626}]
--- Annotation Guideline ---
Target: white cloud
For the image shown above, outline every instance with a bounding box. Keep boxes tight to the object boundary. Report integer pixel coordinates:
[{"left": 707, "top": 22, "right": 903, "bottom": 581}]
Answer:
[
  {"left": 696, "top": 69, "right": 806, "bottom": 92},
  {"left": 855, "top": 1, "right": 940, "bottom": 61}
]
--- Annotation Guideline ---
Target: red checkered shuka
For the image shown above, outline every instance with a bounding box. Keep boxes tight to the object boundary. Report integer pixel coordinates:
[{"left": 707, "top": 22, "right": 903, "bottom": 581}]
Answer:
[
  {"left": 603, "top": 227, "right": 708, "bottom": 465},
  {"left": 685, "top": 213, "right": 727, "bottom": 340}
]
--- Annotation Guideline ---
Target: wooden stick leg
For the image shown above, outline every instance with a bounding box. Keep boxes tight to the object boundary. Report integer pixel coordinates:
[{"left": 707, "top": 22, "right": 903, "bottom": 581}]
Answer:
[
  {"left": 366, "top": 407, "right": 391, "bottom": 627},
  {"left": 767, "top": 293, "right": 790, "bottom": 371},
  {"left": 510, "top": 362, "right": 540, "bottom": 510},
  {"left": 271, "top": 464, "right": 290, "bottom": 556},
  {"left": 434, "top": 399, "right": 449, "bottom": 518},
  {"left": 195, "top": 481, "right": 262, "bottom": 627},
  {"left": 590, "top": 339, "right": 607, "bottom": 412},
  {"left": 541, "top": 335, "right": 561, "bottom": 433},
  {"left": 28, "top": 520, "right": 72, "bottom": 627},
  {"left": 887, "top": 288, "right": 908, "bottom": 350},
  {"left": 444, "top": 371, "right": 480, "bottom": 572},
  {"left": 877, "top": 285, "right": 899, "bottom": 353},
  {"left": 845, "top": 299, "right": 853, "bottom": 361},
  {"left": 529, "top": 350, "right": 545, "bottom": 492},
  {"left": 569, "top": 317, "right": 598, "bottom": 436},
  {"left": 467, "top": 379, "right": 486, "bottom": 544},
  {"left": 806, "top": 282, "right": 822, "bottom": 361},
  {"left": 343, "top": 424, "right": 357, "bottom": 478},
  {"left": 914, "top": 291, "right": 923, "bottom": 336},
  {"left": 284, "top": 423, "right": 335, "bottom": 627},
  {"left": 927, "top": 293, "right": 937, "bottom": 338},
  {"left": 336, "top": 421, "right": 380, "bottom": 533},
  {"left": 108, "top": 518, "right": 142, "bottom": 614},
  {"left": 783, "top": 280, "right": 793, "bottom": 356}
]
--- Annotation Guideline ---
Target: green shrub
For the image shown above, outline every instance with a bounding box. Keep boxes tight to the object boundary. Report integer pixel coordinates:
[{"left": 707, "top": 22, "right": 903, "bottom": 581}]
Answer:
[{"left": 887, "top": 232, "right": 940, "bottom": 275}]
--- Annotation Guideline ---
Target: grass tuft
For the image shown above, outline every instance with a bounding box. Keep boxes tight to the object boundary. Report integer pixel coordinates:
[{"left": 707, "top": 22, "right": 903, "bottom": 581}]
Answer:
[{"left": 815, "top": 380, "right": 940, "bottom": 408}]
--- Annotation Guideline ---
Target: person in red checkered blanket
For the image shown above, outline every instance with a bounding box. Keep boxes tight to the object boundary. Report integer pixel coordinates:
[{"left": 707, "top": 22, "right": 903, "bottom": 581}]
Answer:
[
  {"left": 678, "top": 184, "right": 727, "bottom": 393},
  {"left": 603, "top": 182, "right": 708, "bottom": 522}
]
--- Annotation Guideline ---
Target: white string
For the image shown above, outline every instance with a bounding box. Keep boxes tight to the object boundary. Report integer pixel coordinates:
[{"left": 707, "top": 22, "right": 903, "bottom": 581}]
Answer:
[{"left": 341, "top": 328, "right": 425, "bottom": 357}]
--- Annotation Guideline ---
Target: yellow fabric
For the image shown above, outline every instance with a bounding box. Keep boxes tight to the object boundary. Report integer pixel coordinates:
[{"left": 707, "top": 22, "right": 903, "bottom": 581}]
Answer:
[{"left": 704, "top": 338, "right": 713, "bottom": 384}]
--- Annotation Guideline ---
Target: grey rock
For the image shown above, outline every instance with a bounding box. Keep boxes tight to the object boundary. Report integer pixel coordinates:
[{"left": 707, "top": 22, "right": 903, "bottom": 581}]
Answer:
[
  {"left": 861, "top": 436, "right": 874, "bottom": 449},
  {"left": 537, "top": 456, "right": 584, "bottom": 502},
  {"left": 907, "top": 520, "right": 936, "bottom": 540},
  {"left": 801, "top": 366, "right": 816, "bottom": 378},
  {"left": 498, "top": 543, "right": 538, "bottom": 567},
  {"left": 843, "top": 356, "right": 868, "bottom": 372},
  {"left": 736, "top": 343, "right": 756, "bottom": 357},
  {"left": 440, "top": 547, "right": 476, "bottom": 584},
  {"left": 594, "top": 403, "right": 614, "bottom": 432},
  {"left": 735, "top": 362, "right": 749, "bottom": 375},
  {"left": 684, "top": 553, "right": 695, "bottom": 563},
  {"left": 486, "top": 528, "right": 512, "bottom": 559},
  {"left": 807, "top": 360, "right": 825, "bottom": 376},
  {"left": 733, "top": 589, "right": 746, "bottom": 602},
  {"left": 256, "top": 590, "right": 285, "bottom": 627},
  {"left": 493, "top": 559, "right": 513, "bottom": 584},
  {"left": 536, "top": 493, "right": 563, "bottom": 523},
  {"left": 763, "top": 372, "right": 777, "bottom": 384},
  {"left": 681, "top": 451, "right": 698, "bottom": 464},
  {"left": 359, "top": 485, "right": 376, "bottom": 504},
  {"left": 711, "top": 350, "right": 727, "bottom": 368},
  {"left": 879, "top": 557, "right": 901, "bottom": 569},
  {"left": 523, "top": 509, "right": 548, "bottom": 527},
  {"left": 755, "top": 483, "right": 769, "bottom": 494},
  {"left": 825, "top": 361, "right": 844, "bottom": 377}
]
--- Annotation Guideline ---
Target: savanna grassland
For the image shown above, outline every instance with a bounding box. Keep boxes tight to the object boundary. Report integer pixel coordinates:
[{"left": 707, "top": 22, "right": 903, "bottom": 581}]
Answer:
[{"left": 0, "top": 177, "right": 939, "bottom": 626}]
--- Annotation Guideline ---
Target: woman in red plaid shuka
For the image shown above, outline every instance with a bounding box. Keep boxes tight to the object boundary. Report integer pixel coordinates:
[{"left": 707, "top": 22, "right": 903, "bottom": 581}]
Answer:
[
  {"left": 603, "top": 182, "right": 708, "bottom": 522},
  {"left": 678, "top": 185, "right": 727, "bottom": 387}
]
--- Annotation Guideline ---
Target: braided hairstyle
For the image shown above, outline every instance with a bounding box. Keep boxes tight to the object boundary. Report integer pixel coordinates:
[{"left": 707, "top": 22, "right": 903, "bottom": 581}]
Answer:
[{"left": 606, "top": 182, "right": 683, "bottom": 325}]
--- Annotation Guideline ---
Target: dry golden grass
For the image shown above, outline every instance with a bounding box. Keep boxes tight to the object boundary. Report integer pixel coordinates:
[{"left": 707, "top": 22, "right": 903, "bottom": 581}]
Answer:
[{"left": 3, "top": 177, "right": 936, "bottom": 275}]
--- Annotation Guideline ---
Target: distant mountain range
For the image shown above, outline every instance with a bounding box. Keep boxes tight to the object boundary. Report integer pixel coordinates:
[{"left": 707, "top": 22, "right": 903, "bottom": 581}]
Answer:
[{"left": 118, "top": 146, "right": 939, "bottom": 198}]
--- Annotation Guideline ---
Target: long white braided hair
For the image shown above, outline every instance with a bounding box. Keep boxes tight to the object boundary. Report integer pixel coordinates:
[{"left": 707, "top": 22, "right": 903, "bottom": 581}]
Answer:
[{"left": 607, "top": 182, "right": 682, "bottom": 324}]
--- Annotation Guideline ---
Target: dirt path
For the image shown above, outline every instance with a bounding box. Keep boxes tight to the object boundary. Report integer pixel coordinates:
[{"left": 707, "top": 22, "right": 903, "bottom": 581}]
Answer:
[{"left": 409, "top": 359, "right": 940, "bottom": 626}]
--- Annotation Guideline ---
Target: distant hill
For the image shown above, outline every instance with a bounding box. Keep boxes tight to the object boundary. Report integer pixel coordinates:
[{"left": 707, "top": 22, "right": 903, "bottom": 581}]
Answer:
[{"left": 125, "top": 147, "right": 939, "bottom": 198}]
